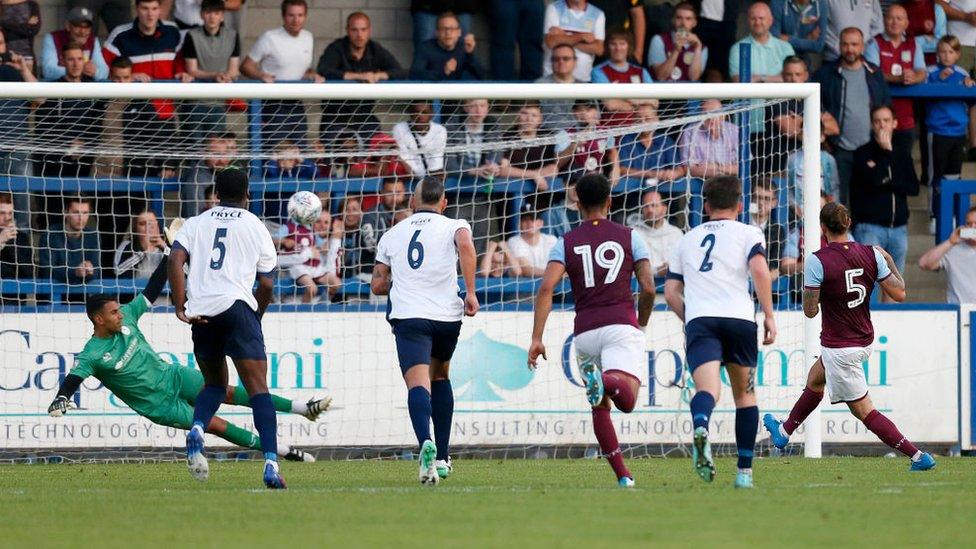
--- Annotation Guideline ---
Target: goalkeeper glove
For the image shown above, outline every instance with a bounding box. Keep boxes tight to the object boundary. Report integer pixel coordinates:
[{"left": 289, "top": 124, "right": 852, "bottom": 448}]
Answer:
[
  {"left": 164, "top": 218, "right": 185, "bottom": 247},
  {"left": 48, "top": 396, "right": 69, "bottom": 417}
]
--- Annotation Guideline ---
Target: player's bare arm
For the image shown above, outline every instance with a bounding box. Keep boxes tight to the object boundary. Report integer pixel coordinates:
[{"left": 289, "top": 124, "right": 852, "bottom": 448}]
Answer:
[
  {"left": 802, "top": 288, "right": 821, "bottom": 319},
  {"left": 874, "top": 246, "right": 907, "bottom": 302},
  {"left": 255, "top": 273, "right": 274, "bottom": 319},
  {"left": 749, "top": 254, "right": 776, "bottom": 345},
  {"left": 634, "top": 259, "right": 655, "bottom": 328},
  {"left": 455, "top": 227, "right": 479, "bottom": 316},
  {"left": 528, "top": 261, "right": 566, "bottom": 369},
  {"left": 370, "top": 263, "right": 392, "bottom": 296},
  {"left": 663, "top": 278, "right": 685, "bottom": 322}
]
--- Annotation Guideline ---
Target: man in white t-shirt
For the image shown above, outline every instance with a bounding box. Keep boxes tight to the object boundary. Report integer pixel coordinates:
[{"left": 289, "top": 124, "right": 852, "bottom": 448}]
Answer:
[
  {"left": 508, "top": 202, "right": 559, "bottom": 277},
  {"left": 543, "top": 0, "right": 606, "bottom": 82},
  {"left": 628, "top": 190, "right": 683, "bottom": 277},
  {"left": 371, "top": 177, "right": 479, "bottom": 486},
  {"left": 240, "top": 0, "right": 323, "bottom": 149},
  {"left": 168, "top": 168, "right": 286, "bottom": 489},
  {"left": 392, "top": 100, "right": 447, "bottom": 177},
  {"left": 918, "top": 206, "right": 976, "bottom": 303},
  {"left": 664, "top": 175, "right": 776, "bottom": 490}
]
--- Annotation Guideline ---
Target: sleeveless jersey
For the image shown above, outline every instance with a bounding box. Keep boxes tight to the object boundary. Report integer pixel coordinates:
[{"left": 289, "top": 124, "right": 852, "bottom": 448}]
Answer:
[
  {"left": 806, "top": 241, "right": 891, "bottom": 348},
  {"left": 874, "top": 33, "right": 917, "bottom": 130},
  {"left": 550, "top": 219, "right": 650, "bottom": 335}
]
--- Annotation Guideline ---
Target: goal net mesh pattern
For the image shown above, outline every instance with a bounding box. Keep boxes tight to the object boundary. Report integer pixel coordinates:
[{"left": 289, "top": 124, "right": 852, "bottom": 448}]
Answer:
[{"left": 0, "top": 89, "right": 812, "bottom": 462}]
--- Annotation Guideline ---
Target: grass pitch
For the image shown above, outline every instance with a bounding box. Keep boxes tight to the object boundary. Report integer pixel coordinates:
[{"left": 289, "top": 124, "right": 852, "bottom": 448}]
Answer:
[{"left": 2, "top": 457, "right": 973, "bottom": 547}]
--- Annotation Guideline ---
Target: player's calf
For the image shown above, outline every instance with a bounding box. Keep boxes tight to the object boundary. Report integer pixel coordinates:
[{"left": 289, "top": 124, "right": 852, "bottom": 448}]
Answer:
[{"left": 591, "top": 405, "right": 632, "bottom": 486}]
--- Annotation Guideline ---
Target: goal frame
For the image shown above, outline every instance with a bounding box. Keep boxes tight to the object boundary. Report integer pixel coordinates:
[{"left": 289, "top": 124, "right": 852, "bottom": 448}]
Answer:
[{"left": 0, "top": 81, "right": 824, "bottom": 458}]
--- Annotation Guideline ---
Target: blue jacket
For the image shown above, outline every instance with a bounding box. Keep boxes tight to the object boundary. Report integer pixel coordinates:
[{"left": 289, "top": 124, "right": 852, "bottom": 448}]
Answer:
[
  {"left": 38, "top": 225, "right": 101, "bottom": 283},
  {"left": 770, "top": 0, "right": 827, "bottom": 54},
  {"left": 925, "top": 64, "right": 970, "bottom": 137},
  {"left": 813, "top": 60, "right": 891, "bottom": 150}
]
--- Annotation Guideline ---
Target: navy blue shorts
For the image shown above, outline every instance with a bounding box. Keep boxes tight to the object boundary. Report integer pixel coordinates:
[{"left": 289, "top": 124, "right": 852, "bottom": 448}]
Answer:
[
  {"left": 191, "top": 300, "right": 267, "bottom": 361},
  {"left": 390, "top": 318, "right": 462, "bottom": 374},
  {"left": 685, "top": 317, "right": 758, "bottom": 371}
]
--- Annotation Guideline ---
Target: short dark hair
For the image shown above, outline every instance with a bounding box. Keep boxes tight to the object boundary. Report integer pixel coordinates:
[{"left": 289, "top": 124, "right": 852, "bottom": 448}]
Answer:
[
  {"left": 437, "top": 11, "right": 459, "bottom": 27},
  {"left": 871, "top": 104, "right": 894, "bottom": 119},
  {"left": 280, "top": 0, "right": 307, "bottom": 17},
  {"left": 606, "top": 29, "right": 634, "bottom": 49},
  {"left": 703, "top": 175, "right": 742, "bottom": 210},
  {"left": 61, "top": 42, "right": 84, "bottom": 55},
  {"left": 214, "top": 168, "right": 248, "bottom": 203},
  {"left": 752, "top": 178, "right": 776, "bottom": 196},
  {"left": 382, "top": 177, "right": 405, "bottom": 190},
  {"left": 840, "top": 26, "right": 864, "bottom": 41},
  {"left": 201, "top": 0, "right": 225, "bottom": 12},
  {"left": 782, "top": 55, "right": 807, "bottom": 71},
  {"left": 85, "top": 294, "right": 117, "bottom": 321},
  {"left": 110, "top": 56, "right": 133, "bottom": 70},
  {"left": 820, "top": 202, "right": 851, "bottom": 235},
  {"left": 551, "top": 43, "right": 576, "bottom": 57},
  {"left": 339, "top": 195, "right": 362, "bottom": 212},
  {"left": 346, "top": 11, "right": 368, "bottom": 27},
  {"left": 416, "top": 176, "right": 445, "bottom": 206},
  {"left": 0, "top": 192, "right": 13, "bottom": 205},
  {"left": 135, "top": 0, "right": 159, "bottom": 5},
  {"left": 575, "top": 173, "right": 612, "bottom": 210},
  {"left": 64, "top": 195, "right": 91, "bottom": 210},
  {"left": 674, "top": 2, "right": 697, "bottom": 15}
]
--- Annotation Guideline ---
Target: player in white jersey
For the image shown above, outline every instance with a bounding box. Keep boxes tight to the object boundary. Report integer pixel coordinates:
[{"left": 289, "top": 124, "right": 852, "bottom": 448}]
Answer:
[
  {"left": 664, "top": 175, "right": 776, "bottom": 489},
  {"left": 370, "top": 177, "right": 479, "bottom": 485},
  {"left": 168, "top": 169, "right": 287, "bottom": 489}
]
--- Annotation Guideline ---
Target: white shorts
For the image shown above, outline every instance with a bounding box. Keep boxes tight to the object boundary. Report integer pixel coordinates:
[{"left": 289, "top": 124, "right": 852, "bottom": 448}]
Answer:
[
  {"left": 574, "top": 324, "right": 646, "bottom": 381},
  {"left": 821, "top": 345, "right": 872, "bottom": 404},
  {"left": 288, "top": 264, "right": 330, "bottom": 281}
]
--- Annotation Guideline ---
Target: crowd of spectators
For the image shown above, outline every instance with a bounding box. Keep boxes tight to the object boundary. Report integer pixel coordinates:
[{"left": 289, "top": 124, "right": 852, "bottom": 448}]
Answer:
[{"left": 0, "top": 0, "right": 974, "bottom": 305}]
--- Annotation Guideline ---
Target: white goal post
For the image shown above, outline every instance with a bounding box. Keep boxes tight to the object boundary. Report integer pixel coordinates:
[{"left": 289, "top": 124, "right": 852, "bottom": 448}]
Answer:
[{"left": 0, "top": 81, "right": 822, "bottom": 459}]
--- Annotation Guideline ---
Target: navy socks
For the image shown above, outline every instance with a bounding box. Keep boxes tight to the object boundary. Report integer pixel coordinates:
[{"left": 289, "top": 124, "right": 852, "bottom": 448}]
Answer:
[
  {"left": 430, "top": 380, "right": 454, "bottom": 461},
  {"left": 407, "top": 386, "right": 432, "bottom": 449}
]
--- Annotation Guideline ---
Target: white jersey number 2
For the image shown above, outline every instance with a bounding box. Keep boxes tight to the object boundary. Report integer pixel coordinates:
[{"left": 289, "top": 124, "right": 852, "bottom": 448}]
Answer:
[{"left": 573, "top": 242, "right": 624, "bottom": 288}]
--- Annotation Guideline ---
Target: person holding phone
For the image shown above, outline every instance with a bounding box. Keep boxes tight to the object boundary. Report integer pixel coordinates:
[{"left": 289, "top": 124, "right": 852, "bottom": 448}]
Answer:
[{"left": 918, "top": 206, "right": 976, "bottom": 304}]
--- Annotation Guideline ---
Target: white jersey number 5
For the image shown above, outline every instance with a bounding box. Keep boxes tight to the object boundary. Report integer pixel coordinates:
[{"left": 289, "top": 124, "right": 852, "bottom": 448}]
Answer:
[
  {"left": 573, "top": 242, "right": 625, "bottom": 288},
  {"left": 845, "top": 268, "right": 866, "bottom": 308}
]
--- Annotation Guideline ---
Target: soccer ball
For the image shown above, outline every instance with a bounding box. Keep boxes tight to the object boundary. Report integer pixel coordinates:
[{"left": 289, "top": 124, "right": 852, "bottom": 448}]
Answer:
[{"left": 287, "top": 191, "right": 322, "bottom": 226}]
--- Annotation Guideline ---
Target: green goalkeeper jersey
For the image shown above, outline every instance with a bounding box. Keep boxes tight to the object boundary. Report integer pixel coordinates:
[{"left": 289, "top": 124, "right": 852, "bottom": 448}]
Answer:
[{"left": 70, "top": 295, "right": 179, "bottom": 416}]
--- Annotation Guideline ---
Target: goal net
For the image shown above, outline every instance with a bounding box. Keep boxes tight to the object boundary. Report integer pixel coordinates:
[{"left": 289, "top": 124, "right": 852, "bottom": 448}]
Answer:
[{"left": 0, "top": 82, "right": 821, "bottom": 462}]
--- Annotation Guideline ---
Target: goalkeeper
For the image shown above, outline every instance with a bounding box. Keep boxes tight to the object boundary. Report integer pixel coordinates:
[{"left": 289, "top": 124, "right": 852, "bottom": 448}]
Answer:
[{"left": 47, "top": 236, "right": 330, "bottom": 463}]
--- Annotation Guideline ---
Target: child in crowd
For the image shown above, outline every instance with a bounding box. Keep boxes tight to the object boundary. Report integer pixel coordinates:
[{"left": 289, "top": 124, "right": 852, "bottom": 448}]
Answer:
[
  {"left": 926, "top": 34, "right": 975, "bottom": 233},
  {"left": 277, "top": 208, "right": 343, "bottom": 303},
  {"left": 478, "top": 240, "right": 521, "bottom": 278}
]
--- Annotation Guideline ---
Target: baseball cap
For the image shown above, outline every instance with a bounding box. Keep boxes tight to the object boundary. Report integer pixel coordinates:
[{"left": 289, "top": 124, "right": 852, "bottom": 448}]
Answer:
[
  {"left": 519, "top": 202, "right": 538, "bottom": 219},
  {"left": 67, "top": 7, "right": 94, "bottom": 25}
]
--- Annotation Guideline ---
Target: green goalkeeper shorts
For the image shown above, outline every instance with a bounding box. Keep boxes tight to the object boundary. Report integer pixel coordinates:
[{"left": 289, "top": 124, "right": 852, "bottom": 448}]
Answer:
[{"left": 142, "top": 367, "right": 207, "bottom": 430}]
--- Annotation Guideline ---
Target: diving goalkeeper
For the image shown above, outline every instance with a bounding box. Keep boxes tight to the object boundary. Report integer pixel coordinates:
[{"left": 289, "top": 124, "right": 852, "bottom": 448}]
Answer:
[{"left": 47, "top": 242, "right": 330, "bottom": 462}]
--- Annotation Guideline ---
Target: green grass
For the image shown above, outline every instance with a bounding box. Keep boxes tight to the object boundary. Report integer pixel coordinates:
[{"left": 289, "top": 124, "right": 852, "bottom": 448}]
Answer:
[{"left": 1, "top": 458, "right": 973, "bottom": 547}]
